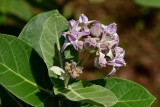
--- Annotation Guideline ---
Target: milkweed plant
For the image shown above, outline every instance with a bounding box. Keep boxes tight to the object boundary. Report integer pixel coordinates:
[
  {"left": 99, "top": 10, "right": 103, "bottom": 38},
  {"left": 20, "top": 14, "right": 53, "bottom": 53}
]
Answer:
[{"left": 0, "top": 10, "right": 156, "bottom": 107}]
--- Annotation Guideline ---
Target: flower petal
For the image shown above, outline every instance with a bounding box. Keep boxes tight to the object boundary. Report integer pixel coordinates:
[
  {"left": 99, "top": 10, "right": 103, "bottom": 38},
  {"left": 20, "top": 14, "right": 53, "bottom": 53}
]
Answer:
[
  {"left": 67, "top": 31, "right": 78, "bottom": 42},
  {"left": 106, "top": 23, "right": 117, "bottom": 34},
  {"left": 94, "top": 52, "right": 107, "bottom": 68},
  {"left": 90, "top": 23, "right": 102, "bottom": 37},
  {"left": 79, "top": 14, "right": 88, "bottom": 23},
  {"left": 61, "top": 40, "right": 71, "bottom": 52},
  {"left": 115, "top": 58, "right": 125, "bottom": 67},
  {"left": 69, "top": 20, "right": 81, "bottom": 31},
  {"left": 107, "top": 67, "right": 117, "bottom": 77}
]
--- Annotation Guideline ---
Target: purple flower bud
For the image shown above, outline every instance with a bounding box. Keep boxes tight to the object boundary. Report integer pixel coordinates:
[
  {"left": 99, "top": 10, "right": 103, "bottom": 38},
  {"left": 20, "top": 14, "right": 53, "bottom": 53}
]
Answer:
[
  {"left": 105, "top": 23, "right": 117, "bottom": 35},
  {"left": 90, "top": 23, "right": 102, "bottom": 37},
  {"left": 79, "top": 14, "right": 88, "bottom": 23},
  {"left": 94, "top": 52, "right": 107, "bottom": 68}
]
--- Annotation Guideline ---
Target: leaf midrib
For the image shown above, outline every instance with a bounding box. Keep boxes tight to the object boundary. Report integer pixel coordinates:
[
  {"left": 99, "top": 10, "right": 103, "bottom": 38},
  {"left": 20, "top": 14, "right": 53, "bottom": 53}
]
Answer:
[
  {"left": 0, "top": 62, "right": 50, "bottom": 94},
  {"left": 40, "top": 15, "right": 64, "bottom": 68},
  {"left": 68, "top": 85, "right": 85, "bottom": 100},
  {"left": 109, "top": 80, "right": 154, "bottom": 102}
]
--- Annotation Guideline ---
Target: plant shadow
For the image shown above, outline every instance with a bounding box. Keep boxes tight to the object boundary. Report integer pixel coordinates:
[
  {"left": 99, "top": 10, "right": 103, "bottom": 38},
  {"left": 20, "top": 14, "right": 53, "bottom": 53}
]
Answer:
[{"left": 29, "top": 49, "right": 58, "bottom": 106}]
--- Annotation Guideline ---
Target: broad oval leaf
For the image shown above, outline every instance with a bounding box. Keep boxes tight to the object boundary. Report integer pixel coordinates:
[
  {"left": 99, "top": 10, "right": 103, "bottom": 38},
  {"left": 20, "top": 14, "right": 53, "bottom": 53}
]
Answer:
[
  {"left": 91, "top": 78, "right": 156, "bottom": 107},
  {"left": 19, "top": 10, "right": 78, "bottom": 86},
  {"left": 0, "top": 34, "right": 57, "bottom": 107},
  {"left": 19, "top": 10, "right": 75, "bottom": 69},
  {"left": 134, "top": 0, "right": 160, "bottom": 8},
  {"left": 54, "top": 81, "right": 118, "bottom": 107}
]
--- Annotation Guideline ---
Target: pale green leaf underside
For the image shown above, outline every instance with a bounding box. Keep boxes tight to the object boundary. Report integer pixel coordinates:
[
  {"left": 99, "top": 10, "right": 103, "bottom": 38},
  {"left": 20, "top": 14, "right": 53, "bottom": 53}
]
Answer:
[
  {"left": 54, "top": 81, "right": 118, "bottom": 107},
  {"left": 0, "top": 34, "right": 55, "bottom": 107},
  {"left": 105, "top": 78, "right": 156, "bottom": 107},
  {"left": 19, "top": 10, "right": 69, "bottom": 70}
]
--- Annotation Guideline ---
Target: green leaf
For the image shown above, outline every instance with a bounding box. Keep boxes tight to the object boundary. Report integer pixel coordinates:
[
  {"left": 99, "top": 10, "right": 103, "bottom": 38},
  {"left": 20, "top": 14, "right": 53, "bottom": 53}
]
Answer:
[
  {"left": 0, "top": 34, "right": 57, "bottom": 107},
  {"left": 19, "top": 10, "right": 78, "bottom": 80},
  {"left": 134, "top": 0, "right": 160, "bottom": 8},
  {"left": 54, "top": 81, "right": 118, "bottom": 107},
  {"left": 0, "top": 0, "right": 34, "bottom": 20},
  {"left": 91, "top": 78, "right": 156, "bottom": 107}
]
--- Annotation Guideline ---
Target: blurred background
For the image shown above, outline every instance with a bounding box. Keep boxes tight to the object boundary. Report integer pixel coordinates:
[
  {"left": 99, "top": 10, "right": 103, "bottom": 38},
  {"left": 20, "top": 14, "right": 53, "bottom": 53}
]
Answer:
[{"left": 0, "top": 0, "right": 160, "bottom": 106}]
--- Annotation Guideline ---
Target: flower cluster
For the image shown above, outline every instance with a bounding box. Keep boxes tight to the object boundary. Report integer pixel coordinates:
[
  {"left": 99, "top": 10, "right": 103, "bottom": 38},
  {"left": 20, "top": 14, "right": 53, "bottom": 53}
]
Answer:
[{"left": 62, "top": 14, "right": 126, "bottom": 77}]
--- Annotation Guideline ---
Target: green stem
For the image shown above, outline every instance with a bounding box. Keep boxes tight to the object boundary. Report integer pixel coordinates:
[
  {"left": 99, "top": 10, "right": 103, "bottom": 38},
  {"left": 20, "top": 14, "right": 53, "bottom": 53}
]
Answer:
[{"left": 64, "top": 75, "right": 70, "bottom": 88}]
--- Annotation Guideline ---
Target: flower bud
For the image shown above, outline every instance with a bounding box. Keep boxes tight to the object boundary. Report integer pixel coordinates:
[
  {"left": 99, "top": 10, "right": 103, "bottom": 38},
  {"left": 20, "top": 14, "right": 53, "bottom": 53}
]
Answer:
[
  {"left": 90, "top": 23, "right": 102, "bottom": 37},
  {"left": 64, "top": 62, "right": 83, "bottom": 78},
  {"left": 79, "top": 14, "right": 88, "bottom": 23},
  {"left": 105, "top": 23, "right": 117, "bottom": 35}
]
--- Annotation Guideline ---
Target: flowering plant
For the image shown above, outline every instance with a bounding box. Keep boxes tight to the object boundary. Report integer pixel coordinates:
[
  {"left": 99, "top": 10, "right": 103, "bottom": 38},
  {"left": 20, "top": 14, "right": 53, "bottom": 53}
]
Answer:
[{"left": 0, "top": 10, "right": 155, "bottom": 107}]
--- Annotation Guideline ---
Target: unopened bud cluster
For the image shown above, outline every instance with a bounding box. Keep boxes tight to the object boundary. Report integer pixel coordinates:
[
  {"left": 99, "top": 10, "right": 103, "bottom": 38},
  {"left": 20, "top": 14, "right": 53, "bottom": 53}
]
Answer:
[
  {"left": 62, "top": 14, "right": 126, "bottom": 77},
  {"left": 64, "top": 62, "right": 83, "bottom": 78}
]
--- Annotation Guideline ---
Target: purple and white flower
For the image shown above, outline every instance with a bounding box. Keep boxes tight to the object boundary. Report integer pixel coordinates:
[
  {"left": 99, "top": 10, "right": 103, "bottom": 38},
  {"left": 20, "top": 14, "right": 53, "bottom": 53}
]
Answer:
[
  {"left": 90, "top": 23, "right": 103, "bottom": 37},
  {"left": 61, "top": 18, "right": 90, "bottom": 51},
  {"left": 94, "top": 52, "right": 107, "bottom": 68},
  {"left": 101, "top": 31, "right": 119, "bottom": 50},
  {"left": 104, "top": 23, "right": 117, "bottom": 35},
  {"left": 107, "top": 47, "right": 126, "bottom": 76},
  {"left": 79, "top": 14, "right": 89, "bottom": 24},
  {"left": 107, "top": 47, "right": 125, "bottom": 67},
  {"left": 84, "top": 36, "right": 99, "bottom": 51}
]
